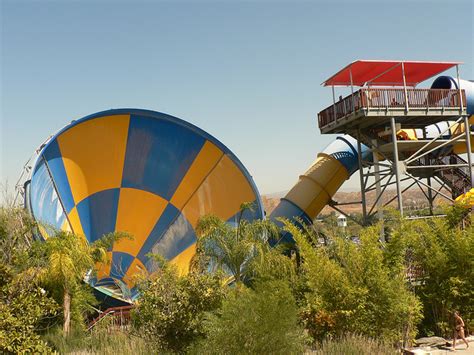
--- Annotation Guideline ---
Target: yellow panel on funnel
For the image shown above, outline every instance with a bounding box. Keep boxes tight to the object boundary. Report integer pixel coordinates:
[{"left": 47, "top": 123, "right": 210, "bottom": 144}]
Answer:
[
  {"left": 113, "top": 188, "right": 168, "bottom": 256},
  {"left": 123, "top": 257, "right": 147, "bottom": 288},
  {"left": 182, "top": 155, "right": 257, "bottom": 228},
  {"left": 171, "top": 141, "right": 224, "bottom": 210},
  {"left": 169, "top": 243, "right": 196, "bottom": 275},
  {"left": 96, "top": 251, "right": 112, "bottom": 281},
  {"left": 67, "top": 207, "right": 86, "bottom": 239},
  {"left": 58, "top": 115, "right": 130, "bottom": 205}
]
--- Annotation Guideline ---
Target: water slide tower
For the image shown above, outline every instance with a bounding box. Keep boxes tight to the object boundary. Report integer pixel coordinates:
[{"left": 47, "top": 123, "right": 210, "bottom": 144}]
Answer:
[{"left": 316, "top": 60, "right": 473, "bottom": 222}]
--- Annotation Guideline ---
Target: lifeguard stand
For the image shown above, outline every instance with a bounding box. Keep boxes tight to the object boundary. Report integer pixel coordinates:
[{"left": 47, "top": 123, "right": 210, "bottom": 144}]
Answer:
[{"left": 317, "top": 60, "right": 472, "bottom": 223}]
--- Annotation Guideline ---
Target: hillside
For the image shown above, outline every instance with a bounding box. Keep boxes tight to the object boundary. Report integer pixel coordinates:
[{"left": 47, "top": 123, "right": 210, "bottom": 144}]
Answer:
[{"left": 262, "top": 188, "right": 452, "bottom": 217}]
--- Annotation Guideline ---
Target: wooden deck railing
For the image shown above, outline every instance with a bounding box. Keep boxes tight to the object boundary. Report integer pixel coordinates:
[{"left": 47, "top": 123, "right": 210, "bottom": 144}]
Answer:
[{"left": 318, "top": 88, "right": 466, "bottom": 128}]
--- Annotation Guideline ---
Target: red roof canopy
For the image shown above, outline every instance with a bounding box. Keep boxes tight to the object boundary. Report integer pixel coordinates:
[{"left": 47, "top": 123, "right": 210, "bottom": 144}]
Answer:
[{"left": 323, "top": 60, "right": 461, "bottom": 87}]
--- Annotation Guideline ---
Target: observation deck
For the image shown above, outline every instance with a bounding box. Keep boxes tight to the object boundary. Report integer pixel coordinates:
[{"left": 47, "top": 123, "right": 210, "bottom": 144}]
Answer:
[
  {"left": 317, "top": 60, "right": 467, "bottom": 134},
  {"left": 318, "top": 87, "right": 466, "bottom": 134}
]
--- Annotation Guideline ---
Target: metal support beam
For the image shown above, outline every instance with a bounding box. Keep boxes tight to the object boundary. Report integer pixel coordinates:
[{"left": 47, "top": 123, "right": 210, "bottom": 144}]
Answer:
[
  {"left": 406, "top": 116, "right": 464, "bottom": 163},
  {"left": 357, "top": 130, "right": 368, "bottom": 223},
  {"left": 369, "top": 175, "right": 394, "bottom": 215},
  {"left": 330, "top": 200, "right": 363, "bottom": 206},
  {"left": 350, "top": 68, "right": 355, "bottom": 112},
  {"left": 406, "top": 163, "right": 469, "bottom": 169},
  {"left": 414, "top": 180, "right": 430, "bottom": 202},
  {"left": 372, "top": 139, "right": 384, "bottom": 237},
  {"left": 405, "top": 172, "right": 454, "bottom": 202},
  {"left": 423, "top": 129, "right": 434, "bottom": 215},
  {"left": 430, "top": 178, "right": 448, "bottom": 201},
  {"left": 366, "top": 176, "right": 411, "bottom": 193},
  {"left": 383, "top": 180, "right": 418, "bottom": 208},
  {"left": 329, "top": 203, "right": 362, "bottom": 226},
  {"left": 390, "top": 117, "right": 403, "bottom": 216},
  {"left": 464, "top": 115, "right": 474, "bottom": 187},
  {"left": 401, "top": 62, "right": 409, "bottom": 112},
  {"left": 366, "top": 173, "right": 390, "bottom": 192},
  {"left": 406, "top": 133, "right": 464, "bottom": 164},
  {"left": 42, "top": 156, "right": 74, "bottom": 233}
]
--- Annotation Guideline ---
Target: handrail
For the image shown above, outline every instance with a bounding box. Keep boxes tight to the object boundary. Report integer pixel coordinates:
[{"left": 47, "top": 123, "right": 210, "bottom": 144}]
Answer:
[
  {"left": 318, "top": 88, "right": 466, "bottom": 129},
  {"left": 87, "top": 305, "right": 134, "bottom": 331},
  {"left": 412, "top": 154, "right": 471, "bottom": 198},
  {"left": 432, "top": 155, "right": 471, "bottom": 197}
]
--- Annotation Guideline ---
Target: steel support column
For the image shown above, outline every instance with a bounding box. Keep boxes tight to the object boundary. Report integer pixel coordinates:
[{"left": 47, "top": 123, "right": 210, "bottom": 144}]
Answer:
[
  {"left": 372, "top": 139, "right": 384, "bottom": 240},
  {"left": 390, "top": 117, "right": 404, "bottom": 216},
  {"left": 464, "top": 115, "right": 474, "bottom": 188},
  {"left": 423, "top": 129, "right": 434, "bottom": 215},
  {"left": 357, "top": 130, "right": 368, "bottom": 223}
]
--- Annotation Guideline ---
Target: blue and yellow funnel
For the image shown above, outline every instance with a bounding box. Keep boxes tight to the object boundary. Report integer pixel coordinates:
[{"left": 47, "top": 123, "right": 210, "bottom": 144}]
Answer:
[{"left": 27, "top": 109, "right": 263, "bottom": 300}]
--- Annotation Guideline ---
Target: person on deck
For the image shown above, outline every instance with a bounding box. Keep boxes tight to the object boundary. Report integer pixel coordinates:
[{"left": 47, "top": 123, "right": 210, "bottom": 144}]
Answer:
[{"left": 453, "top": 311, "right": 469, "bottom": 350}]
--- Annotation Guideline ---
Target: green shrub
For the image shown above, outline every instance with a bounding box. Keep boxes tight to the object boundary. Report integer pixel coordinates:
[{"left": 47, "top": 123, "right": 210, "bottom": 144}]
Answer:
[
  {"left": 283, "top": 220, "right": 422, "bottom": 345},
  {"left": 132, "top": 264, "right": 225, "bottom": 353},
  {"left": 386, "top": 213, "right": 474, "bottom": 337},
  {"left": 0, "top": 265, "right": 58, "bottom": 354},
  {"left": 194, "top": 280, "right": 307, "bottom": 354}
]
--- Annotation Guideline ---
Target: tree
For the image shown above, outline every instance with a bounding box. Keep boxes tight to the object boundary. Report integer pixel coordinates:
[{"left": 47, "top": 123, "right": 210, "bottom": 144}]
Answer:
[
  {"left": 386, "top": 211, "right": 474, "bottom": 337},
  {"left": 283, "top": 219, "right": 422, "bottom": 346},
  {"left": 0, "top": 264, "right": 58, "bottom": 354},
  {"left": 0, "top": 207, "right": 35, "bottom": 268},
  {"left": 194, "top": 279, "right": 306, "bottom": 354},
  {"left": 195, "top": 203, "right": 280, "bottom": 284},
  {"left": 33, "top": 231, "right": 120, "bottom": 336},
  {"left": 132, "top": 260, "right": 225, "bottom": 353}
]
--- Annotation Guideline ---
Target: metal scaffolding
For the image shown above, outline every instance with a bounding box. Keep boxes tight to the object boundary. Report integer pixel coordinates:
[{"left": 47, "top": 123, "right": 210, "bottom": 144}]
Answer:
[{"left": 319, "top": 60, "right": 472, "bottom": 225}]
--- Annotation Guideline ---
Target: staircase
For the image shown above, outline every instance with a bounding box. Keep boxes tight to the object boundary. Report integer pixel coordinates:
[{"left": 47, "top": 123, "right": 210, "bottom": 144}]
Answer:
[
  {"left": 409, "top": 153, "right": 470, "bottom": 199},
  {"left": 414, "top": 154, "right": 471, "bottom": 199},
  {"left": 432, "top": 154, "right": 471, "bottom": 199}
]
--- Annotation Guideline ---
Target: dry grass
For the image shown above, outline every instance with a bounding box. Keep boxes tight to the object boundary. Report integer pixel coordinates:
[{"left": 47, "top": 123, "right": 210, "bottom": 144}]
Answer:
[{"left": 310, "top": 334, "right": 397, "bottom": 355}]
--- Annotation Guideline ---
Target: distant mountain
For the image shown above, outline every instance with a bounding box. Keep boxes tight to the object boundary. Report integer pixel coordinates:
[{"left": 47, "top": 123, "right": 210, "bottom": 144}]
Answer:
[
  {"left": 262, "top": 190, "right": 288, "bottom": 199},
  {"left": 261, "top": 188, "right": 451, "bottom": 217}
]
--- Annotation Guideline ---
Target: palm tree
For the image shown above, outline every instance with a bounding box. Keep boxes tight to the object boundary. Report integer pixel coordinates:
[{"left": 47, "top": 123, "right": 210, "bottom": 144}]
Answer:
[
  {"left": 195, "top": 203, "right": 280, "bottom": 284},
  {"left": 38, "top": 231, "right": 118, "bottom": 335}
]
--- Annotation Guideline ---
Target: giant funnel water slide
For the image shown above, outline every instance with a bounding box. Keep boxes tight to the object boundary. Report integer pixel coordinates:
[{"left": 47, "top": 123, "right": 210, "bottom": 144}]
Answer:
[
  {"left": 269, "top": 76, "right": 474, "bottom": 234},
  {"left": 26, "top": 109, "right": 264, "bottom": 301}
]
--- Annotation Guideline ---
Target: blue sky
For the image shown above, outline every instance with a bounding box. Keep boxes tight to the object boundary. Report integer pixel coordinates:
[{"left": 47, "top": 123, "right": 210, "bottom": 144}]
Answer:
[{"left": 1, "top": 0, "right": 473, "bottom": 202}]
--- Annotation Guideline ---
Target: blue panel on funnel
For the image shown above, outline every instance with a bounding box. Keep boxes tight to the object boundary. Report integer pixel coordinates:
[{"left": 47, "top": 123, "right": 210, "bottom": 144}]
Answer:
[
  {"left": 110, "top": 252, "right": 134, "bottom": 280},
  {"left": 42, "top": 139, "right": 75, "bottom": 213},
  {"left": 150, "top": 213, "right": 196, "bottom": 261},
  {"left": 30, "top": 158, "right": 66, "bottom": 233},
  {"left": 226, "top": 199, "right": 263, "bottom": 227},
  {"left": 76, "top": 188, "right": 120, "bottom": 243},
  {"left": 137, "top": 203, "right": 181, "bottom": 267},
  {"left": 122, "top": 115, "right": 206, "bottom": 200}
]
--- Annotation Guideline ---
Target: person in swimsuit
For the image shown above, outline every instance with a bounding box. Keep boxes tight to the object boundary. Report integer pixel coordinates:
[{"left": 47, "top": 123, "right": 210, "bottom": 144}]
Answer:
[{"left": 453, "top": 311, "right": 469, "bottom": 350}]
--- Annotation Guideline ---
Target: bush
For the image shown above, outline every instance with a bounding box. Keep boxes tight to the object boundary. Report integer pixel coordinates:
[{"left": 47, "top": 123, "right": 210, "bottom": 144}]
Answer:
[
  {"left": 386, "top": 213, "right": 474, "bottom": 337},
  {"left": 284, "top": 220, "right": 422, "bottom": 345},
  {"left": 0, "top": 265, "right": 58, "bottom": 354},
  {"left": 194, "top": 280, "right": 307, "bottom": 354},
  {"left": 132, "top": 264, "right": 225, "bottom": 353}
]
